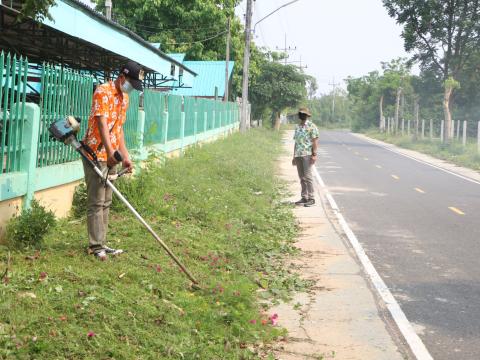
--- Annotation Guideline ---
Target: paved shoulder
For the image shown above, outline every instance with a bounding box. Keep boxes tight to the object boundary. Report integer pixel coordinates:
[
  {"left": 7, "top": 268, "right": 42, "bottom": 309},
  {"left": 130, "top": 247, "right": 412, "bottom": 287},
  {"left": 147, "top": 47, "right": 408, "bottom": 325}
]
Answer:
[{"left": 271, "top": 131, "right": 407, "bottom": 360}]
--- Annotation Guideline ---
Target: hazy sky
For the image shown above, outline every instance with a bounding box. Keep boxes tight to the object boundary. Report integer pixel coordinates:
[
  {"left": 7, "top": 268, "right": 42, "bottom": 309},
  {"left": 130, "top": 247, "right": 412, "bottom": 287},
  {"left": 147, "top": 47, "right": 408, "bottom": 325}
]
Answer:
[
  {"left": 236, "top": 0, "right": 410, "bottom": 94},
  {"left": 81, "top": 0, "right": 409, "bottom": 94}
]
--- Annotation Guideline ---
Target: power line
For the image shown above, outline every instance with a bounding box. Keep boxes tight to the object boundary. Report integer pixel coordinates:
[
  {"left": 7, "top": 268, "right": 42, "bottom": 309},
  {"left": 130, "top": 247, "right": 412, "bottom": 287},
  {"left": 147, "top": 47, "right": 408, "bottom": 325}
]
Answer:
[
  {"left": 130, "top": 23, "right": 225, "bottom": 32},
  {"left": 276, "top": 33, "right": 296, "bottom": 65},
  {"left": 134, "top": 27, "right": 225, "bottom": 38},
  {"left": 163, "top": 30, "right": 228, "bottom": 45}
]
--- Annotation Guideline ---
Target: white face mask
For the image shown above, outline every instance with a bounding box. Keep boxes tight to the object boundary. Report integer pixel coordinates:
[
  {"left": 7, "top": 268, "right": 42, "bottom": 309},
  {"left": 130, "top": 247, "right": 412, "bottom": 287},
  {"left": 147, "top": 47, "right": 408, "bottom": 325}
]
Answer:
[{"left": 121, "top": 80, "right": 134, "bottom": 94}]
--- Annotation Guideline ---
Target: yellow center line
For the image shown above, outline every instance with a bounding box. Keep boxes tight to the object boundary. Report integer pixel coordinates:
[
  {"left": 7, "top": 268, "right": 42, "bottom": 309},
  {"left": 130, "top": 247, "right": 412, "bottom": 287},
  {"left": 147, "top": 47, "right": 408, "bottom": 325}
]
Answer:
[
  {"left": 375, "top": 165, "right": 382, "bottom": 169},
  {"left": 391, "top": 175, "right": 400, "bottom": 180},
  {"left": 414, "top": 187, "right": 425, "bottom": 194},
  {"left": 449, "top": 207, "right": 465, "bottom": 215}
]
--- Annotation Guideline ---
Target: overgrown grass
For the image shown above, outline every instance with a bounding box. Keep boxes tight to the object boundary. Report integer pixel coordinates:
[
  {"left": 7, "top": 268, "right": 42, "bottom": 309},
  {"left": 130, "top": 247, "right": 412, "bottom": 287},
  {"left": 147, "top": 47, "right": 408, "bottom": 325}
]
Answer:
[
  {"left": 365, "top": 129, "right": 480, "bottom": 171},
  {"left": 0, "top": 129, "right": 304, "bottom": 359}
]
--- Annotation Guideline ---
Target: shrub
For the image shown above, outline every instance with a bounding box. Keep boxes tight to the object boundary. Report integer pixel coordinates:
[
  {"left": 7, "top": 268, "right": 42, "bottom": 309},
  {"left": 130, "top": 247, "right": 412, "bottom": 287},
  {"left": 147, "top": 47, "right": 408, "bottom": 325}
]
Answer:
[
  {"left": 6, "top": 200, "right": 56, "bottom": 248},
  {"left": 71, "top": 182, "right": 87, "bottom": 218}
]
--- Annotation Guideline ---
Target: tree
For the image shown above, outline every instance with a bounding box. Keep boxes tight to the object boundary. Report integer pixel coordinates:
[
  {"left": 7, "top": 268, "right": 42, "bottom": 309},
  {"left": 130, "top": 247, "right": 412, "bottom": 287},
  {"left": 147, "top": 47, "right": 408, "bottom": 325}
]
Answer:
[
  {"left": 346, "top": 71, "right": 381, "bottom": 130},
  {"left": 379, "top": 58, "right": 412, "bottom": 132},
  {"left": 19, "top": 0, "right": 55, "bottom": 21},
  {"left": 93, "top": 0, "right": 239, "bottom": 58},
  {"left": 93, "top": 0, "right": 251, "bottom": 99},
  {"left": 305, "top": 75, "right": 318, "bottom": 99},
  {"left": 249, "top": 62, "right": 307, "bottom": 130},
  {"left": 383, "top": 0, "right": 480, "bottom": 139},
  {"left": 306, "top": 89, "right": 351, "bottom": 126}
]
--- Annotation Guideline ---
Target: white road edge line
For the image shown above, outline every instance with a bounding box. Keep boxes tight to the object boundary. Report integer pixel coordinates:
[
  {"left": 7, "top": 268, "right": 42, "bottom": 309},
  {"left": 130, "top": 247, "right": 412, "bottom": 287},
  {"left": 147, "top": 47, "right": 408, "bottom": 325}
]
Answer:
[
  {"left": 356, "top": 134, "right": 480, "bottom": 186},
  {"left": 312, "top": 166, "right": 433, "bottom": 360}
]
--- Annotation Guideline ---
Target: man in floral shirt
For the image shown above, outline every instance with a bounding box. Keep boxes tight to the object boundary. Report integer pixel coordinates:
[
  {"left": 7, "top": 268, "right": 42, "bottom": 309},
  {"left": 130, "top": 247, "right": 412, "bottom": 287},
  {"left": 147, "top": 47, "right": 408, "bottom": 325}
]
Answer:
[
  {"left": 292, "top": 107, "right": 319, "bottom": 207},
  {"left": 83, "top": 61, "right": 144, "bottom": 259}
]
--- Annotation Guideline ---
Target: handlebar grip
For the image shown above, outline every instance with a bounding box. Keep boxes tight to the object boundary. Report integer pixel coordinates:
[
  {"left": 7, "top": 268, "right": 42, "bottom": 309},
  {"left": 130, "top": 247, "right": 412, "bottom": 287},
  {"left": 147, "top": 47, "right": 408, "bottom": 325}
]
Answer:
[{"left": 114, "top": 150, "right": 123, "bottom": 162}]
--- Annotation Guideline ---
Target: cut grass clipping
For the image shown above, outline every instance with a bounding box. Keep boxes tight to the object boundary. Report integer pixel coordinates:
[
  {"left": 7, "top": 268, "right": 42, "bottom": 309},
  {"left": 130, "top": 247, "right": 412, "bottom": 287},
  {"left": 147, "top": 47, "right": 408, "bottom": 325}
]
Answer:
[{"left": 0, "top": 129, "right": 306, "bottom": 359}]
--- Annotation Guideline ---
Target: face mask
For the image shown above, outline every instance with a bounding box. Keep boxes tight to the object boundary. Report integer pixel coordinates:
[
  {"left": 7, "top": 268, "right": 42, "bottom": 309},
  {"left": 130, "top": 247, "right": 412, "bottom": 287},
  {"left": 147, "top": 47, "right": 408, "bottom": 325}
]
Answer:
[{"left": 121, "top": 80, "right": 134, "bottom": 94}]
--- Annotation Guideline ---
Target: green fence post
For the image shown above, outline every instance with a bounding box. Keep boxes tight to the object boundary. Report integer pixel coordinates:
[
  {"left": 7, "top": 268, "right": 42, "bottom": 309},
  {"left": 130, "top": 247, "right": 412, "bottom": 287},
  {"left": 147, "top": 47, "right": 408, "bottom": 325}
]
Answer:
[
  {"left": 212, "top": 109, "right": 216, "bottom": 132},
  {"left": 136, "top": 109, "right": 146, "bottom": 160},
  {"left": 21, "top": 103, "right": 41, "bottom": 209},
  {"left": 136, "top": 109, "right": 145, "bottom": 148},
  {"left": 162, "top": 110, "right": 169, "bottom": 147},
  {"left": 193, "top": 111, "right": 198, "bottom": 144},
  {"left": 180, "top": 111, "right": 186, "bottom": 154},
  {"left": 203, "top": 111, "right": 208, "bottom": 141}
]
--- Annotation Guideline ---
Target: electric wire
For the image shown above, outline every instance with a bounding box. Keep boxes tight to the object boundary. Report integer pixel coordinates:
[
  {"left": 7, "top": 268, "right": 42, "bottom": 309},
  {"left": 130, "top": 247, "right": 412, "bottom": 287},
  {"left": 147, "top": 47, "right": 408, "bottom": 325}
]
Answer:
[
  {"left": 130, "top": 22, "right": 226, "bottom": 32},
  {"left": 163, "top": 30, "right": 228, "bottom": 45}
]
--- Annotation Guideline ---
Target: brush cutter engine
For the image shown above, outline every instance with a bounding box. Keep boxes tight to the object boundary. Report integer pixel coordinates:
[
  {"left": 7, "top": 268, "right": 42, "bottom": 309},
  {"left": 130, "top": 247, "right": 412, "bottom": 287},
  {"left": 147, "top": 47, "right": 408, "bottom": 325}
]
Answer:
[{"left": 48, "top": 116, "right": 81, "bottom": 145}]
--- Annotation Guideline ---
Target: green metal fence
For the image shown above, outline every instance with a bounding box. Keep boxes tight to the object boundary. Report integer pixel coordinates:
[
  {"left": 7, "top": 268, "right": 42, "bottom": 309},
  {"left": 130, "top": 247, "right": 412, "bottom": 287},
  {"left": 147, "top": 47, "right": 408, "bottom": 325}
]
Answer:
[
  {"left": 144, "top": 90, "right": 167, "bottom": 145},
  {"left": 37, "top": 64, "right": 94, "bottom": 167},
  {"left": 207, "top": 100, "right": 215, "bottom": 130},
  {"left": 0, "top": 51, "right": 28, "bottom": 174},
  {"left": 124, "top": 90, "right": 140, "bottom": 149},
  {"left": 167, "top": 94, "right": 182, "bottom": 140},
  {"left": 184, "top": 96, "right": 197, "bottom": 137},
  {"left": 196, "top": 98, "right": 208, "bottom": 131}
]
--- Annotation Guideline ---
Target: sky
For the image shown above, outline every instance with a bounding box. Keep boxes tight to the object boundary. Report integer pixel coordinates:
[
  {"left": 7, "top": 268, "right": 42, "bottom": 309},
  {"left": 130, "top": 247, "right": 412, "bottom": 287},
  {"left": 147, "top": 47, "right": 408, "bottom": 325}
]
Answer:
[
  {"left": 236, "top": 0, "right": 411, "bottom": 94},
  {"left": 81, "top": 0, "right": 410, "bottom": 95}
]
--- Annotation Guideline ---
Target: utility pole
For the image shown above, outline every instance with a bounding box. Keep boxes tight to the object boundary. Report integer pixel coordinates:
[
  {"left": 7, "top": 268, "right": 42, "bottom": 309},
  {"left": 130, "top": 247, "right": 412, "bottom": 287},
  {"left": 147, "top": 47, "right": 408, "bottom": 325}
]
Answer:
[
  {"left": 224, "top": 17, "right": 231, "bottom": 103},
  {"left": 105, "top": 0, "right": 112, "bottom": 20},
  {"left": 276, "top": 33, "right": 296, "bottom": 65},
  {"left": 285, "top": 56, "right": 307, "bottom": 70},
  {"left": 297, "top": 55, "right": 307, "bottom": 70},
  {"left": 329, "top": 77, "right": 339, "bottom": 121},
  {"left": 240, "top": 0, "right": 253, "bottom": 132}
]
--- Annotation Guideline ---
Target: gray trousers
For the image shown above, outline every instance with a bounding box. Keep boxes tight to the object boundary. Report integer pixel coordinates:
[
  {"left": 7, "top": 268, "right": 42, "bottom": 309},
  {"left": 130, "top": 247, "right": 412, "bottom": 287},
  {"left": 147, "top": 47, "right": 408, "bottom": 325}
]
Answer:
[
  {"left": 295, "top": 156, "right": 314, "bottom": 200},
  {"left": 82, "top": 159, "right": 117, "bottom": 251}
]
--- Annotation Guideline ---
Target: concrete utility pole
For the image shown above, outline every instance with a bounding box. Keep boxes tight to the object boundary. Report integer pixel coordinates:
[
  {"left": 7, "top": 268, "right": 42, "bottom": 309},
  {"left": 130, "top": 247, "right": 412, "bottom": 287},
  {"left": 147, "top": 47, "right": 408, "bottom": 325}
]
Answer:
[
  {"left": 224, "top": 17, "right": 231, "bottom": 103},
  {"left": 286, "top": 55, "right": 308, "bottom": 70},
  {"left": 329, "top": 77, "right": 339, "bottom": 121},
  {"left": 240, "top": 0, "right": 253, "bottom": 132},
  {"left": 105, "top": 0, "right": 112, "bottom": 20}
]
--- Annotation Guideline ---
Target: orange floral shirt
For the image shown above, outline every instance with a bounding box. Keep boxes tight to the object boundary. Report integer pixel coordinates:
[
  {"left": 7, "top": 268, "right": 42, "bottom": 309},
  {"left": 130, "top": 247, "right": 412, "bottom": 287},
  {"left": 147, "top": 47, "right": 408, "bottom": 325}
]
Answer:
[{"left": 83, "top": 81, "right": 129, "bottom": 161}]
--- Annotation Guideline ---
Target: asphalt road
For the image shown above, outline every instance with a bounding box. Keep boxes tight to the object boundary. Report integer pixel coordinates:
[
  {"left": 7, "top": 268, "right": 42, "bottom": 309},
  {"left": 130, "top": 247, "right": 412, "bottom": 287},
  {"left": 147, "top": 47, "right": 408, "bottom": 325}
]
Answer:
[{"left": 316, "top": 130, "right": 480, "bottom": 360}]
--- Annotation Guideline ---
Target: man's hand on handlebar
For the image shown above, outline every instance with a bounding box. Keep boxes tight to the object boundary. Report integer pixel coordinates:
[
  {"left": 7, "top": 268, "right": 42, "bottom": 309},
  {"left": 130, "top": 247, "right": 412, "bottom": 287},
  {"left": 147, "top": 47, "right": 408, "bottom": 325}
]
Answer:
[{"left": 122, "top": 157, "right": 133, "bottom": 173}]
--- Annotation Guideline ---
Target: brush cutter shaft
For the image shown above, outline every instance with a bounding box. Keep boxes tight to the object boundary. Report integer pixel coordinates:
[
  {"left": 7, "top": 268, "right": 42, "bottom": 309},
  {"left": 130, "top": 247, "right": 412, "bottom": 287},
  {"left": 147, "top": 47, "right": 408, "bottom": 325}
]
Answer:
[
  {"left": 75, "top": 142, "right": 198, "bottom": 284},
  {"left": 91, "top": 166, "right": 198, "bottom": 284}
]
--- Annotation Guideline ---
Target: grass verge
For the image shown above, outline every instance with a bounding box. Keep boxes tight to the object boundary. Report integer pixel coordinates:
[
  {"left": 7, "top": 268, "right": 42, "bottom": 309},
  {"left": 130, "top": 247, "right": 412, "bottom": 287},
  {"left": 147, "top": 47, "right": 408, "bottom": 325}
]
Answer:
[
  {"left": 365, "top": 129, "right": 480, "bottom": 171},
  {"left": 0, "top": 129, "right": 305, "bottom": 359}
]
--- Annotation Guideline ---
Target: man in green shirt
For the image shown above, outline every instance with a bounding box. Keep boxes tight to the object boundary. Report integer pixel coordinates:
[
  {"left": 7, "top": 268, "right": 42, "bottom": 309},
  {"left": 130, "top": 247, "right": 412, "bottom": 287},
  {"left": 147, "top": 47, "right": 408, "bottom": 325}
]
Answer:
[{"left": 292, "top": 107, "right": 319, "bottom": 207}]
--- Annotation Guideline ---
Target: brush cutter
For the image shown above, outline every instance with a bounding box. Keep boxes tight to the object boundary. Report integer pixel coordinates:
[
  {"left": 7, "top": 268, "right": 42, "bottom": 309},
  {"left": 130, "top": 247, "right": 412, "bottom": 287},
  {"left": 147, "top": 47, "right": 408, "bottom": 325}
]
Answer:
[{"left": 48, "top": 116, "right": 198, "bottom": 285}]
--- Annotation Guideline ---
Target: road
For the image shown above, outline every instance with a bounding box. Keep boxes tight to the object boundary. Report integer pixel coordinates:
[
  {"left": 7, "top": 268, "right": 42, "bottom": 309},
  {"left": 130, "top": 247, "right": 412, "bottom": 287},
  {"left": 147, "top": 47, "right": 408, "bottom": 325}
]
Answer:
[{"left": 316, "top": 130, "right": 480, "bottom": 360}]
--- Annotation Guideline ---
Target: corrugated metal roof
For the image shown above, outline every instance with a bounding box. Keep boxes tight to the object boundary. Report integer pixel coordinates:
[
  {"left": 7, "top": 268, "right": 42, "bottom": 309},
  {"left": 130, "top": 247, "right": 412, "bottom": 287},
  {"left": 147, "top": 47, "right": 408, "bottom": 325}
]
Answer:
[
  {"left": 167, "top": 53, "right": 186, "bottom": 64},
  {"left": 40, "top": 0, "right": 197, "bottom": 76},
  {"left": 172, "top": 61, "right": 234, "bottom": 97}
]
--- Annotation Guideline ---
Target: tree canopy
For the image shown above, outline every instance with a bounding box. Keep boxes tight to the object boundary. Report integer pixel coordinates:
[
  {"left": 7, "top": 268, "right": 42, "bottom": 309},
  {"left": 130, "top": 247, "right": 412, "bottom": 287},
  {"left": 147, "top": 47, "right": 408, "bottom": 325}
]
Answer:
[
  {"left": 383, "top": 0, "right": 480, "bottom": 138},
  {"left": 19, "top": 0, "right": 55, "bottom": 21},
  {"left": 249, "top": 62, "right": 307, "bottom": 128}
]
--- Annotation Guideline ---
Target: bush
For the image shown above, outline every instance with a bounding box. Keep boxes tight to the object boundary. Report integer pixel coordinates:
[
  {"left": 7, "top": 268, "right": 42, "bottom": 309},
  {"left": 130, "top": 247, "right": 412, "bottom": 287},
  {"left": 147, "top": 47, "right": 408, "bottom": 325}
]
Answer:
[
  {"left": 6, "top": 200, "right": 56, "bottom": 248},
  {"left": 71, "top": 182, "right": 87, "bottom": 218}
]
